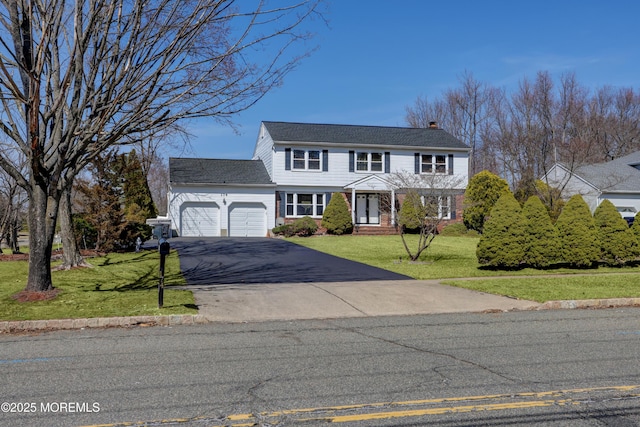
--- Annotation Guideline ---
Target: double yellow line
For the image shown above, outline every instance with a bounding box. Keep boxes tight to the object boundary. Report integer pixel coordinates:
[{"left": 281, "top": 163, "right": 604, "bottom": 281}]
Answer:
[{"left": 86, "top": 384, "right": 640, "bottom": 426}]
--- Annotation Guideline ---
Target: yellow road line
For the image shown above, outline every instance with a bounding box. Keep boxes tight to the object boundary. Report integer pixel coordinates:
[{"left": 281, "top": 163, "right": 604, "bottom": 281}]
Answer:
[{"left": 83, "top": 384, "right": 640, "bottom": 427}]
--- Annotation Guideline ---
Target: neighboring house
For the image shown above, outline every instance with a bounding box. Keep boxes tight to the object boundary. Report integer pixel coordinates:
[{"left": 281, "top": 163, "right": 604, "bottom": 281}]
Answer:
[
  {"left": 545, "top": 150, "right": 640, "bottom": 220},
  {"left": 168, "top": 121, "right": 470, "bottom": 237}
]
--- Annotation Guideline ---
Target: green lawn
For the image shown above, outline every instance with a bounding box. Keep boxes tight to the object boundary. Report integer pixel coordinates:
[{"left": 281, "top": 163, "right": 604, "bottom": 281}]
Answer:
[
  {"left": 0, "top": 250, "right": 196, "bottom": 321},
  {"left": 288, "top": 235, "right": 640, "bottom": 301}
]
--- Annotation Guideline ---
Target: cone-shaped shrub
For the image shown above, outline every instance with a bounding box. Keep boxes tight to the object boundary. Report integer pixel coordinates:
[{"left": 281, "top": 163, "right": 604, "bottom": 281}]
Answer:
[
  {"left": 321, "top": 193, "right": 353, "bottom": 235},
  {"left": 555, "top": 194, "right": 599, "bottom": 267},
  {"left": 463, "top": 170, "right": 510, "bottom": 233},
  {"left": 476, "top": 191, "right": 527, "bottom": 268},
  {"left": 522, "top": 196, "right": 559, "bottom": 268},
  {"left": 593, "top": 199, "right": 637, "bottom": 265},
  {"left": 630, "top": 211, "right": 640, "bottom": 259}
]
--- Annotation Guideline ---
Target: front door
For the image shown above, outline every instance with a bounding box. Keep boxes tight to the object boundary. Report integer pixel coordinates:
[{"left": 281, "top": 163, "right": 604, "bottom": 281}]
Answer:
[{"left": 356, "top": 194, "right": 380, "bottom": 225}]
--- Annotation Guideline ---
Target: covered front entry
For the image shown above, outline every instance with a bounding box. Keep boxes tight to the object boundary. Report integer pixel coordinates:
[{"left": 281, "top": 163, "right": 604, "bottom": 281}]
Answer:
[
  {"left": 356, "top": 194, "right": 380, "bottom": 224},
  {"left": 346, "top": 175, "right": 396, "bottom": 227}
]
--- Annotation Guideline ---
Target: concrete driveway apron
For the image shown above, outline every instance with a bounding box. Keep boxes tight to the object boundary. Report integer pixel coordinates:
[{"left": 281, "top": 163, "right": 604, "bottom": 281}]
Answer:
[{"left": 168, "top": 237, "right": 539, "bottom": 322}]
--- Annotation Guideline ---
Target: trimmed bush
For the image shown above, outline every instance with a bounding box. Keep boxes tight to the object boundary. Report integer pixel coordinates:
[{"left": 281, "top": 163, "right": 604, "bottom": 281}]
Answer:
[
  {"left": 463, "top": 170, "right": 510, "bottom": 233},
  {"left": 272, "top": 216, "right": 318, "bottom": 237},
  {"left": 593, "top": 199, "right": 637, "bottom": 265},
  {"left": 555, "top": 195, "right": 599, "bottom": 268},
  {"left": 439, "top": 223, "right": 469, "bottom": 236},
  {"left": 290, "top": 216, "right": 318, "bottom": 237},
  {"left": 522, "top": 195, "right": 559, "bottom": 268},
  {"left": 321, "top": 193, "right": 353, "bottom": 235},
  {"left": 476, "top": 191, "right": 527, "bottom": 268}
]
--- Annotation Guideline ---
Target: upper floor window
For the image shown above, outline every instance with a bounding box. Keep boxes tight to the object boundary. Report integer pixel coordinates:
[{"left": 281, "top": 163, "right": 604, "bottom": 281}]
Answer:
[
  {"left": 356, "top": 152, "right": 383, "bottom": 172},
  {"left": 421, "top": 154, "right": 447, "bottom": 174},
  {"left": 292, "top": 149, "right": 321, "bottom": 170}
]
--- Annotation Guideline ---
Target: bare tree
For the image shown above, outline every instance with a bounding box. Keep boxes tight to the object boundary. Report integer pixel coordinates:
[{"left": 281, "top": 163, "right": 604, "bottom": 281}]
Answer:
[
  {"left": 0, "top": 0, "right": 324, "bottom": 292},
  {"left": 389, "top": 171, "right": 465, "bottom": 261}
]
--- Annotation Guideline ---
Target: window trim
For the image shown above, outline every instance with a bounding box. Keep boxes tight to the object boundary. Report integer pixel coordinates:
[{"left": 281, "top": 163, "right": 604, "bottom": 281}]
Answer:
[
  {"left": 290, "top": 149, "right": 322, "bottom": 171},
  {"left": 355, "top": 151, "right": 385, "bottom": 173},
  {"left": 285, "top": 192, "right": 326, "bottom": 218},
  {"left": 421, "top": 195, "right": 451, "bottom": 220},
  {"left": 420, "top": 154, "right": 448, "bottom": 174}
]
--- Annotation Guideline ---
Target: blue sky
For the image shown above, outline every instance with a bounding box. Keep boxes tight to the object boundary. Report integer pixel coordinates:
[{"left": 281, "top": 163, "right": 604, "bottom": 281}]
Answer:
[{"left": 179, "top": 0, "right": 640, "bottom": 160}]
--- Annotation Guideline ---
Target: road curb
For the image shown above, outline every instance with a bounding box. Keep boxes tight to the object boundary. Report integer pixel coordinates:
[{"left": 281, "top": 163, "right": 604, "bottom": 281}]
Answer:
[
  {"left": 2, "top": 298, "right": 640, "bottom": 334},
  {"left": 0, "top": 314, "right": 210, "bottom": 334},
  {"left": 539, "top": 298, "right": 640, "bottom": 310}
]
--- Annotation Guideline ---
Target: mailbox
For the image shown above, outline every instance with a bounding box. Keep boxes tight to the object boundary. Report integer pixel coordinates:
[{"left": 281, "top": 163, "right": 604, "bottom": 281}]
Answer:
[{"left": 159, "top": 239, "right": 170, "bottom": 255}]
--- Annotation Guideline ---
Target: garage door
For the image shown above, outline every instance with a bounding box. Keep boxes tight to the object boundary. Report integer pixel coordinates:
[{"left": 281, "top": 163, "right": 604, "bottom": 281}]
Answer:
[
  {"left": 180, "top": 202, "right": 220, "bottom": 237},
  {"left": 229, "top": 203, "right": 266, "bottom": 237}
]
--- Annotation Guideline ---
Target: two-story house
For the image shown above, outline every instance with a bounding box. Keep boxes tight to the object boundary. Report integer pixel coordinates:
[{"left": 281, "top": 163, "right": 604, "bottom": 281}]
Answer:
[{"left": 167, "top": 121, "right": 470, "bottom": 237}]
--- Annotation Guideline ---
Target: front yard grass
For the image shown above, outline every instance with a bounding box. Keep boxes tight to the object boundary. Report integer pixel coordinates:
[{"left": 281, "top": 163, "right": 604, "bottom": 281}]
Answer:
[
  {"left": 0, "top": 250, "right": 196, "bottom": 321},
  {"left": 288, "top": 235, "right": 640, "bottom": 302}
]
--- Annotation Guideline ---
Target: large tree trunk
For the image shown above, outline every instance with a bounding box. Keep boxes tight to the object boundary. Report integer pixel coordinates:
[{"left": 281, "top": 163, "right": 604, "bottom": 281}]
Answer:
[
  {"left": 58, "top": 187, "right": 89, "bottom": 269},
  {"left": 25, "top": 182, "right": 59, "bottom": 292}
]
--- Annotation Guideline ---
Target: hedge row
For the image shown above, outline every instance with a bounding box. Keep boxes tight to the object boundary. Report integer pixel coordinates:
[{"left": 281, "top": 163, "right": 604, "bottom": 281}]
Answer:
[{"left": 477, "top": 193, "right": 640, "bottom": 269}]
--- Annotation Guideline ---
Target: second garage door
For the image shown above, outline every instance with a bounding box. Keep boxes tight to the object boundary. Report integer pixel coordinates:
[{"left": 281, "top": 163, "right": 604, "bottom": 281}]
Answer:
[{"left": 229, "top": 203, "right": 266, "bottom": 237}]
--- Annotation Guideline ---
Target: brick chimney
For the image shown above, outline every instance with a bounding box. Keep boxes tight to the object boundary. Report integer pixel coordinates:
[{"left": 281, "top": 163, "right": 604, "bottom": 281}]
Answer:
[{"left": 429, "top": 121, "right": 438, "bottom": 128}]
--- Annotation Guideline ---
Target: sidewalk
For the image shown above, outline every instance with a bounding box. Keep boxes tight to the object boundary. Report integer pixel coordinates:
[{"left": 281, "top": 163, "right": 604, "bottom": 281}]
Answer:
[{"left": 2, "top": 279, "right": 640, "bottom": 334}]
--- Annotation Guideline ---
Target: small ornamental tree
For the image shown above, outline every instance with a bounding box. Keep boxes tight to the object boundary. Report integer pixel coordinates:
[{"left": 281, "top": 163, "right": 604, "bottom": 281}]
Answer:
[
  {"left": 593, "top": 199, "right": 637, "bottom": 265},
  {"left": 321, "top": 193, "right": 353, "bottom": 235},
  {"left": 522, "top": 196, "right": 559, "bottom": 268},
  {"left": 397, "top": 192, "right": 426, "bottom": 232},
  {"left": 463, "top": 170, "right": 510, "bottom": 233},
  {"left": 555, "top": 195, "right": 599, "bottom": 268},
  {"left": 476, "top": 191, "right": 527, "bottom": 268}
]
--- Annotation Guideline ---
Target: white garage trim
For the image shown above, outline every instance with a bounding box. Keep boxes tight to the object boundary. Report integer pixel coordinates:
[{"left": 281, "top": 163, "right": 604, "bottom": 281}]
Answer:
[
  {"left": 228, "top": 202, "right": 267, "bottom": 237},
  {"left": 180, "top": 202, "right": 220, "bottom": 237}
]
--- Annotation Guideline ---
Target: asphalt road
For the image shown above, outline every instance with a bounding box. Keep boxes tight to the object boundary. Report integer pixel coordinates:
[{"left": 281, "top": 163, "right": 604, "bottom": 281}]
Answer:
[
  {"left": 2, "top": 309, "right": 640, "bottom": 426},
  {"left": 169, "top": 237, "right": 411, "bottom": 285}
]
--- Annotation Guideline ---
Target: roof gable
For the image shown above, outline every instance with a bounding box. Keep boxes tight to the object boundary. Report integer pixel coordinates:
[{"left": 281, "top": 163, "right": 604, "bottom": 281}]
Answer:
[
  {"left": 169, "top": 158, "right": 273, "bottom": 185},
  {"left": 261, "top": 121, "right": 469, "bottom": 150},
  {"left": 562, "top": 151, "right": 640, "bottom": 193}
]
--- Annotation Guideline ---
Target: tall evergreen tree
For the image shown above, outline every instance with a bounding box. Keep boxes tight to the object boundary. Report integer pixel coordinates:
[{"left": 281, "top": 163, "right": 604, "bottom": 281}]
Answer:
[
  {"left": 593, "top": 199, "right": 637, "bottom": 265},
  {"left": 476, "top": 191, "right": 527, "bottom": 268},
  {"left": 463, "top": 170, "right": 510, "bottom": 233},
  {"left": 522, "top": 196, "right": 559, "bottom": 268},
  {"left": 555, "top": 195, "right": 599, "bottom": 267},
  {"left": 321, "top": 193, "right": 353, "bottom": 235}
]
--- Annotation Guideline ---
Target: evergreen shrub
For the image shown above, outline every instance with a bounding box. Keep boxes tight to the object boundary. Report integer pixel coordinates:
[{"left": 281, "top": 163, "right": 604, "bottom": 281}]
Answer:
[
  {"left": 321, "top": 193, "right": 353, "bottom": 235},
  {"left": 593, "top": 199, "right": 637, "bottom": 265},
  {"left": 522, "top": 196, "right": 559, "bottom": 268},
  {"left": 555, "top": 195, "right": 599, "bottom": 268}
]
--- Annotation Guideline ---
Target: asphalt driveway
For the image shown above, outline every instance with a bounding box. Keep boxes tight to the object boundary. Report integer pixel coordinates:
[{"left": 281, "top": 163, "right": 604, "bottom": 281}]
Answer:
[{"left": 168, "top": 237, "right": 411, "bottom": 286}]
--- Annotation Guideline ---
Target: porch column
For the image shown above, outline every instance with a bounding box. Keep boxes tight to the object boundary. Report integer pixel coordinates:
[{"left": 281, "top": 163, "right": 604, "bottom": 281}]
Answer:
[
  {"left": 351, "top": 188, "right": 356, "bottom": 225},
  {"left": 391, "top": 188, "right": 396, "bottom": 225}
]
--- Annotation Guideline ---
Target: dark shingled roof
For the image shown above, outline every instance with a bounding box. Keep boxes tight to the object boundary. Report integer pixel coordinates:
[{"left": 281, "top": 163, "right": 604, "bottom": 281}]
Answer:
[
  {"left": 262, "top": 121, "right": 469, "bottom": 150},
  {"left": 169, "top": 158, "right": 273, "bottom": 185}
]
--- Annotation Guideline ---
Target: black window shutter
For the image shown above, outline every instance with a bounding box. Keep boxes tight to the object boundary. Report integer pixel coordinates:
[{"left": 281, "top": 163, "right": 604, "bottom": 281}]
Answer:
[
  {"left": 323, "top": 150, "right": 329, "bottom": 171},
  {"left": 384, "top": 152, "right": 390, "bottom": 173},
  {"left": 414, "top": 153, "right": 420, "bottom": 174},
  {"left": 285, "top": 148, "right": 291, "bottom": 171},
  {"left": 448, "top": 154, "right": 454, "bottom": 175},
  {"left": 325, "top": 192, "right": 332, "bottom": 205},
  {"left": 349, "top": 151, "right": 355, "bottom": 172},
  {"left": 279, "top": 192, "right": 286, "bottom": 217},
  {"left": 450, "top": 195, "right": 456, "bottom": 219}
]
